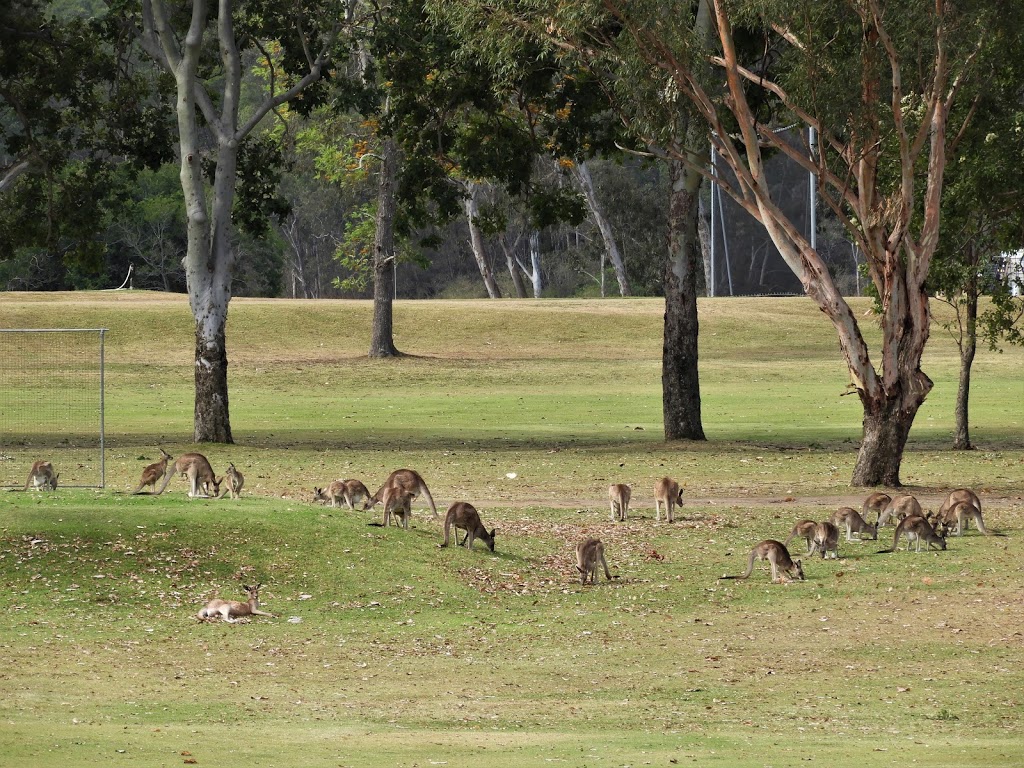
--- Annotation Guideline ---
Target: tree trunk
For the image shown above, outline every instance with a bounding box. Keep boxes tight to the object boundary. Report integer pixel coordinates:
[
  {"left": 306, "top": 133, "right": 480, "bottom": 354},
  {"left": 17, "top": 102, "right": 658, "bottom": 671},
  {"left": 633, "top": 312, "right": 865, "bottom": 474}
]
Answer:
[
  {"left": 852, "top": 393, "right": 920, "bottom": 487},
  {"left": 662, "top": 154, "right": 706, "bottom": 441},
  {"left": 572, "top": 161, "right": 631, "bottom": 296},
  {"left": 526, "top": 231, "right": 543, "bottom": 298},
  {"left": 953, "top": 280, "right": 978, "bottom": 450},
  {"left": 507, "top": 254, "right": 528, "bottom": 298},
  {"left": 370, "top": 138, "right": 400, "bottom": 357},
  {"left": 193, "top": 312, "right": 232, "bottom": 443},
  {"left": 463, "top": 181, "right": 502, "bottom": 298}
]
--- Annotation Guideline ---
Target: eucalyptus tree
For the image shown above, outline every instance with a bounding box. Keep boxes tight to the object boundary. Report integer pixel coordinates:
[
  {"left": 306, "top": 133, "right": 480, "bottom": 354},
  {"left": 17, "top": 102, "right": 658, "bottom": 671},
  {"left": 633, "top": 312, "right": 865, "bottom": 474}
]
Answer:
[
  {"left": 929, "top": 51, "right": 1024, "bottom": 450},
  {"left": 455, "top": 0, "right": 1003, "bottom": 485},
  {"left": 112, "top": 0, "right": 346, "bottom": 441},
  {"left": 376, "top": 0, "right": 601, "bottom": 303},
  {"left": 437, "top": 0, "right": 715, "bottom": 441}
]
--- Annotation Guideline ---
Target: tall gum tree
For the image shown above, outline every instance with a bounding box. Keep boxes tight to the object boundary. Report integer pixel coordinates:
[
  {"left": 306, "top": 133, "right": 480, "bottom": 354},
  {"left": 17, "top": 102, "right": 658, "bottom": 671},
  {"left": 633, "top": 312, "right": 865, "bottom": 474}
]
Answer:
[
  {"left": 126, "top": 0, "right": 341, "bottom": 441},
  {"left": 502, "top": 0, "right": 989, "bottom": 485}
]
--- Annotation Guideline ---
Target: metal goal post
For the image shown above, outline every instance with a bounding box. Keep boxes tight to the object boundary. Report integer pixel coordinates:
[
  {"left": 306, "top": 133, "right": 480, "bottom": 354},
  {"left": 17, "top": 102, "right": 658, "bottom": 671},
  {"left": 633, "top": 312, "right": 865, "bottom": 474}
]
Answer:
[{"left": 0, "top": 329, "right": 107, "bottom": 488}]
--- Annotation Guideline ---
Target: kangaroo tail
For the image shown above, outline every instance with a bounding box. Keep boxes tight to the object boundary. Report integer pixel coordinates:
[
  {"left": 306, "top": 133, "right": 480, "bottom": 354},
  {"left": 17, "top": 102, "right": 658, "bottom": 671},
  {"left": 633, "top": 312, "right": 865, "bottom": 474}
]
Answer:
[{"left": 420, "top": 482, "right": 438, "bottom": 518}]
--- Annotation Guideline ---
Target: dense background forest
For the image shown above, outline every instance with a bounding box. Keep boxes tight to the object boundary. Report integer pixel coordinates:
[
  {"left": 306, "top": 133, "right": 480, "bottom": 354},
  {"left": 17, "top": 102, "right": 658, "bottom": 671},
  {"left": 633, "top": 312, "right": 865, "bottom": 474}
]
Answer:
[{"left": 0, "top": 0, "right": 866, "bottom": 300}]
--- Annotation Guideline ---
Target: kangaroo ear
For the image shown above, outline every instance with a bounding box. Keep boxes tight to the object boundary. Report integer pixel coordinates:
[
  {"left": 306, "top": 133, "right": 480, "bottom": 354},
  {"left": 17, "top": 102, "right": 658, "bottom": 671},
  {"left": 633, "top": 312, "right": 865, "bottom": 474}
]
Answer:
[
  {"left": 242, "top": 584, "right": 252, "bottom": 591},
  {"left": 490, "top": 528, "right": 497, "bottom": 537}
]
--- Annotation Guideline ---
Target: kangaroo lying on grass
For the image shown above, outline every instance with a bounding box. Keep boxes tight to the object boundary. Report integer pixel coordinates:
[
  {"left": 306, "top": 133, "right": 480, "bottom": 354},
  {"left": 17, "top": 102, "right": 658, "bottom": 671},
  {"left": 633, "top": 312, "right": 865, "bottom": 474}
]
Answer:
[
  {"left": 654, "top": 477, "right": 684, "bottom": 523},
  {"left": 25, "top": 460, "right": 58, "bottom": 491},
  {"left": 196, "top": 584, "right": 274, "bottom": 623},
  {"left": 365, "top": 469, "right": 437, "bottom": 518},
  {"left": 132, "top": 449, "right": 171, "bottom": 494},
  {"left": 441, "top": 502, "right": 496, "bottom": 551},
  {"left": 608, "top": 483, "right": 631, "bottom": 522},
  {"left": 829, "top": 507, "right": 878, "bottom": 541},
  {"left": 576, "top": 538, "right": 612, "bottom": 586},
  {"left": 722, "top": 540, "right": 805, "bottom": 583},
  {"left": 878, "top": 514, "right": 947, "bottom": 553}
]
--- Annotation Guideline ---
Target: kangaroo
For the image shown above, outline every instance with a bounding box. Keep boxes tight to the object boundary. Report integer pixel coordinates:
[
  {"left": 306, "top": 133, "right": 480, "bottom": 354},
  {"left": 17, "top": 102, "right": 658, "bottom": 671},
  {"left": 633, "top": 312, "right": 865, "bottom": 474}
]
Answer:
[
  {"left": 156, "top": 452, "right": 220, "bottom": 498},
  {"left": 862, "top": 492, "right": 892, "bottom": 524},
  {"left": 930, "top": 500, "right": 997, "bottom": 537},
  {"left": 380, "top": 484, "right": 415, "bottom": 529},
  {"left": 24, "top": 460, "right": 58, "bottom": 491},
  {"left": 339, "top": 479, "right": 370, "bottom": 509},
  {"left": 877, "top": 494, "right": 922, "bottom": 528},
  {"left": 196, "top": 583, "right": 274, "bottom": 623},
  {"left": 132, "top": 448, "right": 172, "bottom": 494},
  {"left": 576, "top": 537, "right": 612, "bottom": 585},
  {"left": 219, "top": 463, "right": 244, "bottom": 499},
  {"left": 783, "top": 519, "right": 818, "bottom": 554},
  {"left": 654, "top": 477, "right": 684, "bottom": 523},
  {"left": 441, "top": 502, "right": 496, "bottom": 551},
  {"left": 722, "top": 540, "right": 805, "bottom": 583},
  {"left": 809, "top": 521, "right": 840, "bottom": 559},
  {"left": 608, "top": 483, "right": 631, "bottom": 522},
  {"left": 829, "top": 506, "right": 878, "bottom": 541},
  {"left": 878, "top": 514, "right": 947, "bottom": 553},
  {"left": 936, "top": 489, "right": 982, "bottom": 528},
  {"left": 314, "top": 481, "right": 345, "bottom": 508},
  {"left": 365, "top": 469, "right": 437, "bottom": 518}
]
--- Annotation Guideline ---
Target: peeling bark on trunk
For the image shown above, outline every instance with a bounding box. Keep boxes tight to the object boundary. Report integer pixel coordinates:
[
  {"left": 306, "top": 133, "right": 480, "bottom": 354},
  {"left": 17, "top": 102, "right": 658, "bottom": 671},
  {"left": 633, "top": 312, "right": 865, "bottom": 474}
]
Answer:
[
  {"left": 853, "top": 394, "right": 919, "bottom": 487},
  {"left": 370, "top": 138, "right": 400, "bottom": 358},
  {"left": 463, "top": 181, "right": 502, "bottom": 298},
  {"left": 663, "top": 155, "right": 706, "bottom": 441}
]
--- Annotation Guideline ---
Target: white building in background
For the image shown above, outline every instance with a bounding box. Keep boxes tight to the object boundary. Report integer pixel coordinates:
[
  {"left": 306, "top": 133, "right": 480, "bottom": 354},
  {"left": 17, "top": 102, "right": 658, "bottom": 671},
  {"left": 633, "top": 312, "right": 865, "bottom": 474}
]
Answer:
[{"left": 1005, "top": 250, "right": 1023, "bottom": 296}]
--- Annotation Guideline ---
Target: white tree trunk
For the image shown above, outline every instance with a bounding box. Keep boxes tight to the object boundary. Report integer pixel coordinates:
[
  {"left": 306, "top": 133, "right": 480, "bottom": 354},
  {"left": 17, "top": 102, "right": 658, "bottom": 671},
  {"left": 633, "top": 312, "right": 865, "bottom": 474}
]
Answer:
[
  {"left": 137, "top": 0, "right": 335, "bottom": 440},
  {"left": 572, "top": 161, "right": 631, "bottom": 296},
  {"left": 463, "top": 181, "right": 502, "bottom": 298}
]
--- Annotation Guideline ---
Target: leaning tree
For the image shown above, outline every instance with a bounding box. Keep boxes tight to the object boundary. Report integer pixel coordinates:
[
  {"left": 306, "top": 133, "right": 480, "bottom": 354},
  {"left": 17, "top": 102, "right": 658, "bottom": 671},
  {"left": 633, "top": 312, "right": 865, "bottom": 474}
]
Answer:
[{"left": 462, "top": 0, "right": 1000, "bottom": 485}]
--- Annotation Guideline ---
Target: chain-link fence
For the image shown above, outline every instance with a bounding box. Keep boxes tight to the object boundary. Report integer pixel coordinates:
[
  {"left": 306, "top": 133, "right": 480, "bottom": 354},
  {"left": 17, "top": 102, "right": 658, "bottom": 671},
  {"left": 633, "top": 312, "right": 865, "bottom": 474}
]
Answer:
[{"left": 0, "top": 329, "right": 106, "bottom": 488}]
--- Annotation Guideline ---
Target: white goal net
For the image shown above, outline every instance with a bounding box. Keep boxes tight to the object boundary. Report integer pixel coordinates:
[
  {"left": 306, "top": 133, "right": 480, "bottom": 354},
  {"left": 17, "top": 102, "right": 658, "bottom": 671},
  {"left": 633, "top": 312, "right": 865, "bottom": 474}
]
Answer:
[{"left": 0, "top": 329, "right": 106, "bottom": 488}]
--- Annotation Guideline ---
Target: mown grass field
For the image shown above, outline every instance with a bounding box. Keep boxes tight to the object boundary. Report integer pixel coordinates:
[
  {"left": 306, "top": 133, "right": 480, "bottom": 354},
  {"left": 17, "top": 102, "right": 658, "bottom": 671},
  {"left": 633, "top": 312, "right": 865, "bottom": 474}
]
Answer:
[{"left": 1, "top": 291, "right": 1022, "bottom": 767}]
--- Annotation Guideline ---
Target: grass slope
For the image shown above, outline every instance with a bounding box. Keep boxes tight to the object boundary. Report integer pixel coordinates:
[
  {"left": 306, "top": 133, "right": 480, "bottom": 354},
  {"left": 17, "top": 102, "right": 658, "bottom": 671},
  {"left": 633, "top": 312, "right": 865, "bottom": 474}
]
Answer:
[{"left": 1, "top": 292, "right": 1022, "bottom": 767}]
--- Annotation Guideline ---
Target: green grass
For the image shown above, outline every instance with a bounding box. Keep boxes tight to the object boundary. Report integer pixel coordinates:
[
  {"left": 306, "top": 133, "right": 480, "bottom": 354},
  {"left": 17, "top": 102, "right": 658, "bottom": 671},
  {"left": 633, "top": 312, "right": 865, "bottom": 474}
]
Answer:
[{"left": 1, "top": 291, "right": 1022, "bottom": 767}]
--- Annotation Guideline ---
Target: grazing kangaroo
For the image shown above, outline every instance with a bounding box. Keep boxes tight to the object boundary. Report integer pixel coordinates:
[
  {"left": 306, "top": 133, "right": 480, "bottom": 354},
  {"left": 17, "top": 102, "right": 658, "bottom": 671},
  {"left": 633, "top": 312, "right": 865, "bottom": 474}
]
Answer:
[
  {"left": 380, "top": 485, "right": 415, "bottom": 529},
  {"left": 654, "top": 477, "right": 684, "bottom": 523},
  {"left": 219, "top": 463, "right": 244, "bottom": 499},
  {"left": 365, "top": 469, "right": 437, "bottom": 518},
  {"left": 24, "top": 460, "right": 58, "bottom": 491},
  {"left": 196, "top": 583, "right": 274, "bottom": 623},
  {"left": 132, "top": 449, "right": 172, "bottom": 494},
  {"left": 877, "top": 494, "right": 922, "bottom": 528},
  {"left": 314, "top": 480, "right": 346, "bottom": 508},
  {"left": 862, "top": 492, "right": 892, "bottom": 524},
  {"left": 936, "top": 489, "right": 981, "bottom": 525},
  {"left": 810, "top": 521, "right": 840, "bottom": 559},
  {"left": 722, "top": 540, "right": 805, "bottom": 583},
  {"left": 441, "top": 502, "right": 496, "bottom": 551},
  {"left": 156, "top": 452, "right": 220, "bottom": 498},
  {"left": 829, "top": 507, "right": 878, "bottom": 541},
  {"left": 576, "top": 537, "right": 612, "bottom": 585},
  {"left": 783, "top": 519, "right": 818, "bottom": 554},
  {"left": 878, "top": 514, "right": 946, "bottom": 553},
  {"left": 930, "top": 500, "right": 997, "bottom": 537},
  {"left": 608, "top": 483, "right": 631, "bottom": 522}
]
